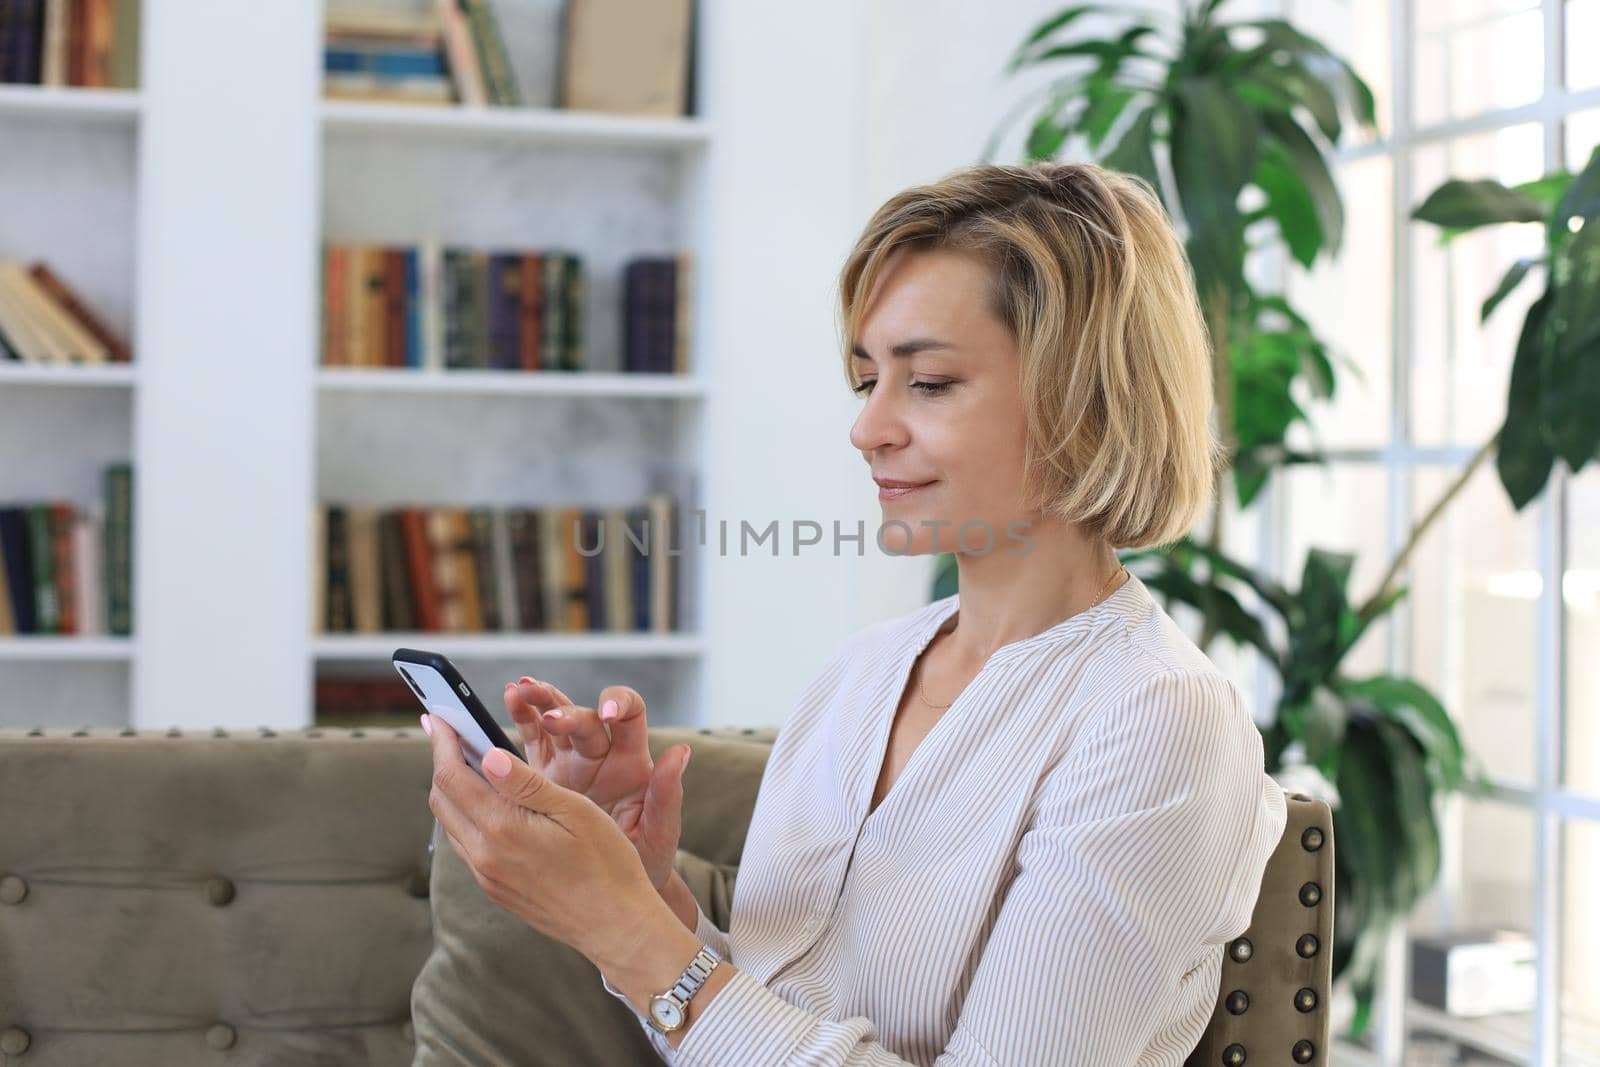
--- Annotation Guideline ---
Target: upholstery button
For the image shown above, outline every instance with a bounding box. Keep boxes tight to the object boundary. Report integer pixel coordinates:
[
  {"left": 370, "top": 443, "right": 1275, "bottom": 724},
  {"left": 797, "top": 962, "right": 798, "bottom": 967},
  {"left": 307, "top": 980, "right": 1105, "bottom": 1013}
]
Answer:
[
  {"left": 1228, "top": 937, "right": 1253, "bottom": 963},
  {"left": 1296, "top": 933, "right": 1320, "bottom": 958},
  {"left": 207, "top": 876, "right": 236, "bottom": 906},
  {"left": 1298, "top": 881, "right": 1322, "bottom": 907},
  {"left": 1295, "top": 987, "right": 1319, "bottom": 1012},
  {"left": 1222, "top": 1042, "right": 1246, "bottom": 1065},
  {"left": 0, "top": 1026, "right": 29, "bottom": 1054},
  {"left": 1225, "top": 989, "right": 1249, "bottom": 1015},
  {"left": 206, "top": 1023, "right": 237, "bottom": 1050},
  {"left": 0, "top": 875, "right": 27, "bottom": 905},
  {"left": 1292, "top": 1038, "right": 1316, "bottom": 1062},
  {"left": 1301, "top": 826, "right": 1325, "bottom": 852}
]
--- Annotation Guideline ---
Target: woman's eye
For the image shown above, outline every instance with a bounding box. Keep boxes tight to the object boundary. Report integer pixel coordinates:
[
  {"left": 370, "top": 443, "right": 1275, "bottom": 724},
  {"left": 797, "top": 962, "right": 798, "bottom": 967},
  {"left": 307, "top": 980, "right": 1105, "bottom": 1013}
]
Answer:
[{"left": 851, "top": 380, "right": 951, "bottom": 396}]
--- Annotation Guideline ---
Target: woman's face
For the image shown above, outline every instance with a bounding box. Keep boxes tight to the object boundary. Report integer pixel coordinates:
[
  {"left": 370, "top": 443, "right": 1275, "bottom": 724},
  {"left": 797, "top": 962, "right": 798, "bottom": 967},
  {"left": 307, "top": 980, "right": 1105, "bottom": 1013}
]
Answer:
[{"left": 849, "top": 246, "right": 1034, "bottom": 558}]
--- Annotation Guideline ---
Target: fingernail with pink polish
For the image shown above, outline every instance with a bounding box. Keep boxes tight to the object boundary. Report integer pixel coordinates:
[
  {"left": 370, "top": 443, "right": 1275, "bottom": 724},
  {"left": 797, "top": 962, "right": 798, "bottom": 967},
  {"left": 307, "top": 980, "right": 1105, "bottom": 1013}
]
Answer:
[
  {"left": 601, "top": 700, "right": 617, "bottom": 721},
  {"left": 420, "top": 714, "right": 433, "bottom": 737}
]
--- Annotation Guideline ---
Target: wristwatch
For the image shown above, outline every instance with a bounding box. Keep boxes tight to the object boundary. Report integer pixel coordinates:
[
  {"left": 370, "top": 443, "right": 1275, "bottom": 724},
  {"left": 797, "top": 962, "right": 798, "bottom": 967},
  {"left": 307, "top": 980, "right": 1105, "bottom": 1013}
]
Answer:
[{"left": 647, "top": 944, "right": 722, "bottom": 1034}]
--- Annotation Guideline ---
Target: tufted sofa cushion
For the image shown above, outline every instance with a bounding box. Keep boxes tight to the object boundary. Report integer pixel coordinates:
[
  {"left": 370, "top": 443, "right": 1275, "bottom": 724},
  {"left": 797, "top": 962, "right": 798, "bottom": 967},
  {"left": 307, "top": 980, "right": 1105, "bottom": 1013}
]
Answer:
[{"left": 0, "top": 726, "right": 436, "bottom": 1065}]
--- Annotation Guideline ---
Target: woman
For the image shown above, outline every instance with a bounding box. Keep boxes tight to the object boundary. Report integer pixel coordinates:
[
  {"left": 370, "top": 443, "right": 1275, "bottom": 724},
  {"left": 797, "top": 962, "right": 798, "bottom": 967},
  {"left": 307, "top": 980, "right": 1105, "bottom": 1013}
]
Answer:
[{"left": 423, "top": 159, "right": 1288, "bottom": 1065}]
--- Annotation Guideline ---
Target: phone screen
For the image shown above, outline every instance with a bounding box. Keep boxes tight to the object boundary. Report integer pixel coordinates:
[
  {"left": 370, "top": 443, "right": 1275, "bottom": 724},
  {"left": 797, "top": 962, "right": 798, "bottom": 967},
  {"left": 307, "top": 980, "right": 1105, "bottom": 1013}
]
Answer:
[{"left": 393, "top": 648, "right": 523, "bottom": 777}]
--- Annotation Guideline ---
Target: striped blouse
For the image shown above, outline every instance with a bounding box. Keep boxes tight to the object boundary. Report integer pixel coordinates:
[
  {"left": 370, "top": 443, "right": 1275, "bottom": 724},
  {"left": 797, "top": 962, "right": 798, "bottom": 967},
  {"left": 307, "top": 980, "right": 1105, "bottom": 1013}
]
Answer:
[{"left": 602, "top": 571, "right": 1288, "bottom": 1065}]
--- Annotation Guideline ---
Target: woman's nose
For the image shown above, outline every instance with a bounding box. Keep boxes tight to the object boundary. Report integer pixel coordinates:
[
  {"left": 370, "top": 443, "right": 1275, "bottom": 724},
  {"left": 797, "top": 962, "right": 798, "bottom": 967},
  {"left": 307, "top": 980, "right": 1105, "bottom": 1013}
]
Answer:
[{"left": 849, "top": 387, "right": 909, "bottom": 453}]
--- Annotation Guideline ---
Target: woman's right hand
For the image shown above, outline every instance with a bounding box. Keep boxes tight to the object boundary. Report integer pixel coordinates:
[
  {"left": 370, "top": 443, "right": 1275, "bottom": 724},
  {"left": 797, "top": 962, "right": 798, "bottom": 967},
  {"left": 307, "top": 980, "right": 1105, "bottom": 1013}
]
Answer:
[{"left": 501, "top": 677, "right": 692, "bottom": 894}]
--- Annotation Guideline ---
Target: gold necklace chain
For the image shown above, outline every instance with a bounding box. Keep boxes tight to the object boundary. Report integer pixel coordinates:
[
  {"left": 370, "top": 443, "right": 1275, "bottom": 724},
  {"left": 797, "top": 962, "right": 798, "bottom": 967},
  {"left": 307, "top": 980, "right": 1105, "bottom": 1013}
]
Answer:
[{"left": 917, "top": 562, "right": 1128, "bottom": 710}]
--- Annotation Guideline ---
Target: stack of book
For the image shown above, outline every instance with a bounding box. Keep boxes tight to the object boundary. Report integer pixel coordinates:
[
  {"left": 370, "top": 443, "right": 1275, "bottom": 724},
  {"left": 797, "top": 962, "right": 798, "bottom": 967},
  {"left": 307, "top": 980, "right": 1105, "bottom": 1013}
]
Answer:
[
  {"left": 312, "top": 493, "right": 681, "bottom": 636},
  {"left": 322, "top": 1, "right": 518, "bottom": 107},
  {"left": 0, "top": 0, "right": 139, "bottom": 87},
  {"left": 0, "top": 260, "right": 132, "bottom": 364},
  {"left": 321, "top": 243, "right": 587, "bottom": 371},
  {"left": 0, "top": 462, "right": 132, "bottom": 636}
]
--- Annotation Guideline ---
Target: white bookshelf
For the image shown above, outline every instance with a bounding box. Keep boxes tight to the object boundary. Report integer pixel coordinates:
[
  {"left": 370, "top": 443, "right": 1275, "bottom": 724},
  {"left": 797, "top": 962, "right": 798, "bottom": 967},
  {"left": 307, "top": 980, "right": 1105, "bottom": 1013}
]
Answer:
[
  {"left": 0, "top": 67, "right": 141, "bottom": 728},
  {"left": 2, "top": 0, "right": 871, "bottom": 733},
  {"left": 0, "top": 0, "right": 722, "bottom": 730}
]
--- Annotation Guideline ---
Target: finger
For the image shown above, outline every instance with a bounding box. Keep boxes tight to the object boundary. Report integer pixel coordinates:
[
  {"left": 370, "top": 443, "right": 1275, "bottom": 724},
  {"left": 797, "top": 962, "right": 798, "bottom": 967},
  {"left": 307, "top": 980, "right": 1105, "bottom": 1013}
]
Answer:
[
  {"left": 515, "top": 678, "right": 581, "bottom": 754},
  {"left": 429, "top": 758, "right": 487, "bottom": 859},
  {"left": 517, "top": 675, "right": 577, "bottom": 713},
  {"left": 640, "top": 743, "right": 689, "bottom": 849},
  {"left": 541, "top": 700, "right": 614, "bottom": 760},
  {"left": 482, "top": 746, "right": 572, "bottom": 817},
  {"left": 595, "top": 685, "right": 647, "bottom": 755},
  {"left": 504, "top": 682, "right": 552, "bottom": 763},
  {"left": 425, "top": 713, "right": 498, "bottom": 831}
]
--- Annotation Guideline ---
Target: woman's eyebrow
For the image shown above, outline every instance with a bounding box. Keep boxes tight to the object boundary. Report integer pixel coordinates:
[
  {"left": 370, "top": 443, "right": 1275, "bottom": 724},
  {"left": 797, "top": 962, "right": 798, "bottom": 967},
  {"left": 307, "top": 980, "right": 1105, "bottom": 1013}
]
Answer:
[{"left": 850, "top": 338, "right": 957, "bottom": 361}]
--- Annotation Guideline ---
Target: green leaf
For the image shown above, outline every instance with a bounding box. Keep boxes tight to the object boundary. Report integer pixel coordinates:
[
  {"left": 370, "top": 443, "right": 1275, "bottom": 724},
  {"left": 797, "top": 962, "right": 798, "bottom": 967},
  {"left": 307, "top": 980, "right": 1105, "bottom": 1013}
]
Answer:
[
  {"left": 1260, "top": 110, "right": 1343, "bottom": 259},
  {"left": 1480, "top": 256, "right": 1540, "bottom": 323},
  {"left": 1539, "top": 217, "right": 1600, "bottom": 467},
  {"left": 1497, "top": 291, "right": 1558, "bottom": 508},
  {"left": 1080, "top": 76, "right": 1141, "bottom": 150},
  {"left": 1026, "top": 113, "right": 1070, "bottom": 160},
  {"left": 1008, "top": 6, "right": 1115, "bottom": 72},
  {"left": 1333, "top": 723, "right": 1406, "bottom": 915},
  {"left": 1229, "top": 18, "right": 1377, "bottom": 130},
  {"left": 1164, "top": 536, "right": 1297, "bottom": 618},
  {"left": 1412, "top": 178, "right": 1548, "bottom": 233},
  {"left": 1300, "top": 685, "right": 1350, "bottom": 766},
  {"left": 1554, "top": 143, "right": 1600, "bottom": 226},
  {"left": 1100, "top": 104, "right": 1161, "bottom": 195},
  {"left": 1253, "top": 139, "right": 1322, "bottom": 267},
  {"left": 1170, "top": 76, "right": 1256, "bottom": 296},
  {"left": 1338, "top": 675, "right": 1466, "bottom": 793}
]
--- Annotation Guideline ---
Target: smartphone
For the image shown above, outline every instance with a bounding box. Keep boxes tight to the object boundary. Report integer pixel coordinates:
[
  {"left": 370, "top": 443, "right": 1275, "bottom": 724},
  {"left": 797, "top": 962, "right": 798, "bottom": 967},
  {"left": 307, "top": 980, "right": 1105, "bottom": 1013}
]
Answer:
[{"left": 393, "top": 647, "right": 524, "bottom": 778}]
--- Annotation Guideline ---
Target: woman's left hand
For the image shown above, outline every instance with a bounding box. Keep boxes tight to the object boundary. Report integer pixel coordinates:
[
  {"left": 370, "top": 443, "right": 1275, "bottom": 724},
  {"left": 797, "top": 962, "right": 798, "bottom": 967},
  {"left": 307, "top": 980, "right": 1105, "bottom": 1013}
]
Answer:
[{"left": 424, "top": 711, "right": 665, "bottom": 970}]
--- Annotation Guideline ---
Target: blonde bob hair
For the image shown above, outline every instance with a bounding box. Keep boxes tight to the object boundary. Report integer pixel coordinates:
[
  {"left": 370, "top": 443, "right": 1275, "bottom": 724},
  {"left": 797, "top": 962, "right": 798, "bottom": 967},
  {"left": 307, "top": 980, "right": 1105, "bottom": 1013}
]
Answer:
[{"left": 837, "top": 160, "right": 1222, "bottom": 550}]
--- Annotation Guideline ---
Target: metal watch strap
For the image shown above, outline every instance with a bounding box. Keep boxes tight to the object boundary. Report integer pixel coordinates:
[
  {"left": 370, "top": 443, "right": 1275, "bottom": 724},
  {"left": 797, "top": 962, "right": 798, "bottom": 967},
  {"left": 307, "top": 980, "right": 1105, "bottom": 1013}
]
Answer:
[{"left": 653, "top": 945, "right": 721, "bottom": 1025}]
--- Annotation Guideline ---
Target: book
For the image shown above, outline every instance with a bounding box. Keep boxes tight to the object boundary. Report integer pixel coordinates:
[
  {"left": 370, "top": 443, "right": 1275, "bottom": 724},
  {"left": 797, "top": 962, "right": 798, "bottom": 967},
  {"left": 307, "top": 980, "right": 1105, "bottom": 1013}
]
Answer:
[
  {"left": 461, "top": 0, "right": 519, "bottom": 106},
  {"left": 558, "top": 0, "right": 693, "bottom": 117}
]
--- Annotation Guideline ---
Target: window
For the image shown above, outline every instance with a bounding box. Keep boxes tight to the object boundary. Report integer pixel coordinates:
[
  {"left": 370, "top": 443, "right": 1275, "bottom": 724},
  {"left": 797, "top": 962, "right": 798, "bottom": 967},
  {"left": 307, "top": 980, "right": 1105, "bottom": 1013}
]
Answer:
[{"left": 1259, "top": 1, "right": 1598, "bottom": 1063}]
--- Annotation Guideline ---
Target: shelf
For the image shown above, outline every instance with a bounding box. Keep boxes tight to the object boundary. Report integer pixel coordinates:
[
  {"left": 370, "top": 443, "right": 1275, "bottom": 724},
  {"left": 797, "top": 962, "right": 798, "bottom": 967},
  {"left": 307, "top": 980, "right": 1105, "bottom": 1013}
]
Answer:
[
  {"left": 316, "top": 367, "right": 704, "bottom": 400},
  {"left": 312, "top": 632, "right": 705, "bottom": 660},
  {"left": 319, "top": 99, "right": 712, "bottom": 151},
  {"left": 1406, "top": 998, "right": 1600, "bottom": 1067},
  {"left": 0, "top": 84, "right": 141, "bottom": 123},
  {"left": 0, "top": 362, "right": 137, "bottom": 389},
  {"left": 0, "top": 636, "right": 135, "bottom": 661}
]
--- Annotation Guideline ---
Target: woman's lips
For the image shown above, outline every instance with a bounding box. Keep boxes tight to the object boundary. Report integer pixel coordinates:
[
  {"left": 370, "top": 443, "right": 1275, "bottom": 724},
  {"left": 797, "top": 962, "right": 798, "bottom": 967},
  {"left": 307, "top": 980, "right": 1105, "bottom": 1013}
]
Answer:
[{"left": 878, "top": 481, "right": 934, "bottom": 501}]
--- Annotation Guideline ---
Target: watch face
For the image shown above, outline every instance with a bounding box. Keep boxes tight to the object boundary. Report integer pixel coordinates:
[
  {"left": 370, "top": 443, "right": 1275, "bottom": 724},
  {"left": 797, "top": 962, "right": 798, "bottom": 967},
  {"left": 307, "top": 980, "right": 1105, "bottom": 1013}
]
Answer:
[{"left": 650, "top": 996, "right": 685, "bottom": 1031}]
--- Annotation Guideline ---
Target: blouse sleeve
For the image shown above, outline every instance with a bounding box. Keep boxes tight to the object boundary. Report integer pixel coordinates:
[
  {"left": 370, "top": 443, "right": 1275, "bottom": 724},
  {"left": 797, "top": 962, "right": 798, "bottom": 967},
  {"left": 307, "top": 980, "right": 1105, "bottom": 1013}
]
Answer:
[{"left": 601, "top": 667, "right": 1286, "bottom": 1066}]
